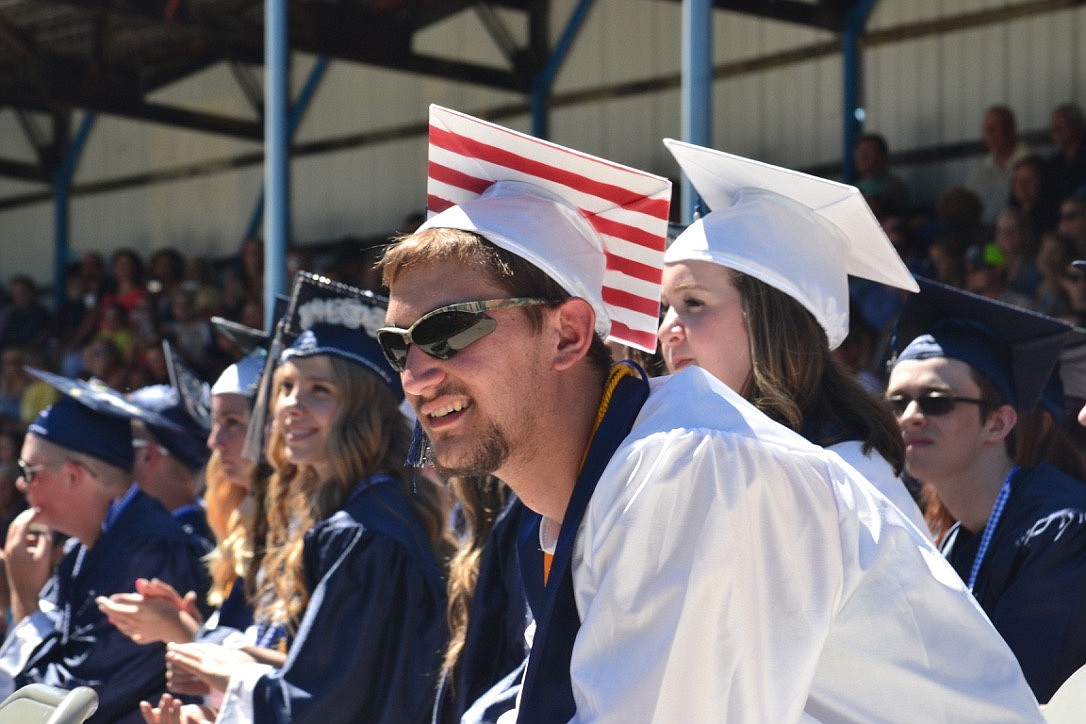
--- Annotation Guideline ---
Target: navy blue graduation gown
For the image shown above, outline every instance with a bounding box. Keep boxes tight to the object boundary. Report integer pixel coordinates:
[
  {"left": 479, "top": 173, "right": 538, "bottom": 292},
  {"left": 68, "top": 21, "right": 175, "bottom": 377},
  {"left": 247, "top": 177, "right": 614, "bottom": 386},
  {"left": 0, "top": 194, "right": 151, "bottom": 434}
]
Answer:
[
  {"left": 248, "top": 480, "right": 447, "bottom": 724},
  {"left": 433, "top": 495, "right": 534, "bottom": 724},
  {"left": 943, "top": 462, "right": 1086, "bottom": 703},
  {"left": 17, "top": 490, "right": 210, "bottom": 724}
]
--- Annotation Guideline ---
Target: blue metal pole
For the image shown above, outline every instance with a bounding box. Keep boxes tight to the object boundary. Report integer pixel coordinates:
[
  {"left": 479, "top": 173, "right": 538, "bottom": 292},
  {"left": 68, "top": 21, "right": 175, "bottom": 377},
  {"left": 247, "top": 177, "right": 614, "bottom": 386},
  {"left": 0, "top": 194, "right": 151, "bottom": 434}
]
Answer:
[
  {"left": 531, "top": 0, "right": 596, "bottom": 139},
  {"left": 264, "top": 0, "right": 288, "bottom": 330},
  {"left": 52, "top": 112, "right": 97, "bottom": 311},
  {"left": 681, "top": 0, "right": 713, "bottom": 224},
  {"left": 244, "top": 56, "right": 329, "bottom": 242},
  {"left": 842, "top": 0, "right": 879, "bottom": 184}
]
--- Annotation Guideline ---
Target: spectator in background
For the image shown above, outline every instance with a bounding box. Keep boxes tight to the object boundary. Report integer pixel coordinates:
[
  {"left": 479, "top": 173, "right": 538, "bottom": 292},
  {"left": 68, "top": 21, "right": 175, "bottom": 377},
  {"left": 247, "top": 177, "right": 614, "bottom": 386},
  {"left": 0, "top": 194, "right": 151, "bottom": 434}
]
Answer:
[
  {"left": 78, "top": 251, "right": 108, "bottom": 309},
  {"left": 95, "top": 302, "right": 136, "bottom": 362},
  {"left": 0, "top": 429, "right": 20, "bottom": 466},
  {"left": 81, "top": 338, "right": 129, "bottom": 391},
  {"left": 223, "top": 237, "right": 264, "bottom": 318},
  {"left": 963, "top": 242, "right": 1038, "bottom": 310},
  {"left": 163, "top": 288, "right": 216, "bottom": 378},
  {"left": 1046, "top": 103, "right": 1086, "bottom": 202},
  {"left": 930, "top": 186, "right": 987, "bottom": 258},
  {"left": 1057, "top": 195, "right": 1086, "bottom": 258},
  {"left": 854, "top": 132, "right": 911, "bottom": 217},
  {"left": 968, "top": 105, "right": 1032, "bottom": 227},
  {"left": 0, "top": 276, "right": 50, "bottom": 352},
  {"left": 1035, "top": 231, "right": 1075, "bottom": 317},
  {"left": 53, "top": 265, "right": 94, "bottom": 378},
  {"left": 927, "top": 234, "right": 967, "bottom": 288},
  {"left": 101, "top": 249, "right": 148, "bottom": 317},
  {"left": 0, "top": 349, "right": 58, "bottom": 429},
  {"left": 148, "top": 249, "right": 186, "bottom": 326},
  {"left": 994, "top": 208, "right": 1043, "bottom": 298},
  {"left": 1008, "top": 155, "right": 1060, "bottom": 236}
]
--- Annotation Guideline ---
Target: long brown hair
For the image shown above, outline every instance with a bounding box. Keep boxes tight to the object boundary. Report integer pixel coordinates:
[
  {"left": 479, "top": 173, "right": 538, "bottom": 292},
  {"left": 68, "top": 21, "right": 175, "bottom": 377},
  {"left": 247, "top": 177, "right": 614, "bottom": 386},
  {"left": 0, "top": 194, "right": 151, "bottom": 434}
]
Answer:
[
  {"left": 440, "top": 475, "right": 509, "bottom": 693},
  {"left": 733, "top": 271, "right": 906, "bottom": 475},
  {"left": 256, "top": 355, "right": 448, "bottom": 633}
]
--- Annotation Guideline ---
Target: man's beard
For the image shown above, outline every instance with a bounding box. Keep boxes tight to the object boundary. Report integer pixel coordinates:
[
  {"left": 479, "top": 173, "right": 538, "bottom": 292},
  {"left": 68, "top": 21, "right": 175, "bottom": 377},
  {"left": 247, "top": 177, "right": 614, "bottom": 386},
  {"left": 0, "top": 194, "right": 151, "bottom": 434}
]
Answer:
[{"left": 431, "top": 420, "right": 511, "bottom": 479}]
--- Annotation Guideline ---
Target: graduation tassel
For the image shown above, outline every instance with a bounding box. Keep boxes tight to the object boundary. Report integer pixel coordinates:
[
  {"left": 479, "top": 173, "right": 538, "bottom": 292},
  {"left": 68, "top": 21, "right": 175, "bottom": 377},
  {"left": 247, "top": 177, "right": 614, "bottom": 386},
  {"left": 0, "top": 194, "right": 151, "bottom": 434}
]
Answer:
[{"left": 405, "top": 420, "right": 433, "bottom": 494}]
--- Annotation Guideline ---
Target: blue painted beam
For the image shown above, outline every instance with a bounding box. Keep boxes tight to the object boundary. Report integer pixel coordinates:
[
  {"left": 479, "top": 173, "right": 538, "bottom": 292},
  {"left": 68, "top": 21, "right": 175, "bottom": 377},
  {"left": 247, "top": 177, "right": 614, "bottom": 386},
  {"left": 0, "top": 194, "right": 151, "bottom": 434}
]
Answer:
[
  {"left": 842, "top": 0, "right": 879, "bottom": 184},
  {"left": 531, "top": 0, "right": 596, "bottom": 139},
  {"left": 265, "top": 0, "right": 288, "bottom": 329},
  {"left": 681, "top": 0, "right": 713, "bottom": 224},
  {"left": 244, "top": 56, "right": 330, "bottom": 243},
  {"left": 52, "top": 113, "right": 97, "bottom": 311}
]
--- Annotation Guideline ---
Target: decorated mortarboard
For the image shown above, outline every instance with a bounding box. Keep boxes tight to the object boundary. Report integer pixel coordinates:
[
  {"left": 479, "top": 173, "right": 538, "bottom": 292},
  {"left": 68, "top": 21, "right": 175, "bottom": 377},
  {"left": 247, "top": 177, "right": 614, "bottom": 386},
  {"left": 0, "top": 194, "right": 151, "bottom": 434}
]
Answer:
[
  {"left": 25, "top": 368, "right": 183, "bottom": 472},
  {"left": 662, "top": 139, "right": 919, "bottom": 349},
  {"left": 242, "top": 271, "right": 400, "bottom": 462},
  {"left": 210, "top": 295, "right": 289, "bottom": 355},
  {"left": 419, "top": 104, "right": 672, "bottom": 353},
  {"left": 890, "top": 277, "right": 1073, "bottom": 412}
]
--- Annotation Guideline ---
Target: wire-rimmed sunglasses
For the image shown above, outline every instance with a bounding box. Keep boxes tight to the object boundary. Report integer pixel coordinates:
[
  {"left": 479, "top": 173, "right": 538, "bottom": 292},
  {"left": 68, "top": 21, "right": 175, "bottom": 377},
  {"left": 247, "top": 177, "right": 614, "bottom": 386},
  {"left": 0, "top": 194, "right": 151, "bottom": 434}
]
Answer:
[
  {"left": 17, "top": 459, "right": 49, "bottom": 484},
  {"left": 377, "top": 297, "right": 552, "bottom": 372},
  {"left": 885, "top": 391, "right": 987, "bottom": 417}
]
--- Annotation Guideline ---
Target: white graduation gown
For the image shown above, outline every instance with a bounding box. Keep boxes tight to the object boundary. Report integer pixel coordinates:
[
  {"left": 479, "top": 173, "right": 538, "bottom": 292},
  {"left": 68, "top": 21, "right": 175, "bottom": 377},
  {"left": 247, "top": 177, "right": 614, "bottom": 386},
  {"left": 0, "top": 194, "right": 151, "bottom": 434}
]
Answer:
[
  {"left": 827, "top": 439, "right": 930, "bottom": 538},
  {"left": 563, "top": 367, "right": 1041, "bottom": 723}
]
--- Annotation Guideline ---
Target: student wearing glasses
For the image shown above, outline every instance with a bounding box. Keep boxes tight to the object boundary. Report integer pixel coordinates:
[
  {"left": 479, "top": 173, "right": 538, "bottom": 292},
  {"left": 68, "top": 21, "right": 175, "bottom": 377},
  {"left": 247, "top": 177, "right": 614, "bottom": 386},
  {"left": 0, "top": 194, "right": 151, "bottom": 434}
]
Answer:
[
  {"left": 886, "top": 277, "right": 1086, "bottom": 704},
  {"left": 0, "top": 373, "right": 209, "bottom": 723},
  {"left": 378, "top": 106, "right": 1041, "bottom": 722},
  {"left": 656, "top": 140, "right": 928, "bottom": 534}
]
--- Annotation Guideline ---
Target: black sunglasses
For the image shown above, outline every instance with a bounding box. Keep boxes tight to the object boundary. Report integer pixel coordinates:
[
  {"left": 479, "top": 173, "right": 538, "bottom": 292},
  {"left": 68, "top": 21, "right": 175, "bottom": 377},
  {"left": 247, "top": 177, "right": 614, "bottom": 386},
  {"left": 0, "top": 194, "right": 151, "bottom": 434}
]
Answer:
[
  {"left": 885, "top": 391, "right": 987, "bottom": 417},
  {"left": 377, "top": 297, "right": 551, "bottom": 372}
]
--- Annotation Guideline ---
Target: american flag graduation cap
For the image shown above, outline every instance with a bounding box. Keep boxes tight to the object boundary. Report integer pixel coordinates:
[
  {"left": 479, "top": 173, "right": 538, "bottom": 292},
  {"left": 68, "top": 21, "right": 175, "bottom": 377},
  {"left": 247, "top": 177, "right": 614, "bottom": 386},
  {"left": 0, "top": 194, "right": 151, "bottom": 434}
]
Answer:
[{"left": 420, "top": 105, "right": 672, "bottom": 353}]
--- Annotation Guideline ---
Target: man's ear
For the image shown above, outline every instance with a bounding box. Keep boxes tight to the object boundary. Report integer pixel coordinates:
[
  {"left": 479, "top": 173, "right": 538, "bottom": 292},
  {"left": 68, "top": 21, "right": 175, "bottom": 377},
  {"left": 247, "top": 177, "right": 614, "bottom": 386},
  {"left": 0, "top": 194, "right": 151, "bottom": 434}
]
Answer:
[
  {"left": 551, "top": 298, "right": 596, "bottom": 372},
  {"left": 984, "top": 404, "right": 1018, "bottom": 444}
]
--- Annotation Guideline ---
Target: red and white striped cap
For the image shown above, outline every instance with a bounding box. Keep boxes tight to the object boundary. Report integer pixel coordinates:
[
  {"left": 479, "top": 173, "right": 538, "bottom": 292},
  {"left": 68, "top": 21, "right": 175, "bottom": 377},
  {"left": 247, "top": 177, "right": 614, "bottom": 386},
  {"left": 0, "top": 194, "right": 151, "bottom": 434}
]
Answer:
[{"left": 420, "top": 105, "right": 672, "bottom": 353}]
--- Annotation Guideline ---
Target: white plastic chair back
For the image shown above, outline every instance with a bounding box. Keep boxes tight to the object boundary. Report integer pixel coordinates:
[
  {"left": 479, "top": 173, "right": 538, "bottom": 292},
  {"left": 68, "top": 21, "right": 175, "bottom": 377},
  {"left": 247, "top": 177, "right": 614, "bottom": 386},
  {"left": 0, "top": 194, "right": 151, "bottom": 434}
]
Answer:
[
  {"left": 1043, "top": 663, "right": 1086, "bottom": 723},
  {"left": 0, "top": 683, "right": 99, "bottom": 724}
]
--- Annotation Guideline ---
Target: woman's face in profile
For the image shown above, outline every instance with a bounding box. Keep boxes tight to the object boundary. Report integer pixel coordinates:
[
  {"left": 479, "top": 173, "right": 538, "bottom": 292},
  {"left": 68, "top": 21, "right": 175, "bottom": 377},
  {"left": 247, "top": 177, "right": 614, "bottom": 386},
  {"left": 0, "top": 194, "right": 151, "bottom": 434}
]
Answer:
[{"left": 657, "top": 260, "right": 751, "bottom": 394}]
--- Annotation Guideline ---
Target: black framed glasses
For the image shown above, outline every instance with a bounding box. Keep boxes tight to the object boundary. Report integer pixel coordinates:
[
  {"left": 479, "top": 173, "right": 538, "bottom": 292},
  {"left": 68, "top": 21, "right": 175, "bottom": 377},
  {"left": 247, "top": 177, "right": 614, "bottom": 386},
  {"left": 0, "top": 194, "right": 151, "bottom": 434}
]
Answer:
[
  {"left": 377, "top": 297, "right": 551, "bottom": 372},
  {"left": 885, "top": 391, "right": 987, "bottom": 417},
  {"left": 17, "top": 459, "right": 48, "bottom": 484}
]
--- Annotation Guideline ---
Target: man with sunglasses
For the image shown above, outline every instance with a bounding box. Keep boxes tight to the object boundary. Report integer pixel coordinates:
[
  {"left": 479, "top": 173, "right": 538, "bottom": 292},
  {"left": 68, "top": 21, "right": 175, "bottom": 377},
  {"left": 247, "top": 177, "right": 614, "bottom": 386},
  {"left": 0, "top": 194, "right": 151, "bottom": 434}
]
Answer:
[
  {"left": 380, "top": 106, "right": 1042, "bottom": 722},
  {"left": 887, "top": 277, "right": 1086, "bottom": 704},
  {"left": 0, "top": 372, "right": 209, "bottom": 723}
]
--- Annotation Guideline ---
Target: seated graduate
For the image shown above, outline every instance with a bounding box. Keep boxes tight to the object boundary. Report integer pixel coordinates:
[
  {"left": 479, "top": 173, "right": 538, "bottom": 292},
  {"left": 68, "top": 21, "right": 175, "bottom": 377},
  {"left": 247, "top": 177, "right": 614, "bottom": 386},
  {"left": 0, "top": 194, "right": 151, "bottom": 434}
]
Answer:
[
  {"left": 127, "top": 344, "right": 216, "bottom": 556},
  {"left": 1, "top": 371, "right": 210, "bottom": 723},
  {"left": 98, "top": 350, "right": 267, "bottom": 648},
  {"left": 886, "top": 277, "right": 1086, "bottom": 703},
  {"left": 656, "top": 140, "right": 927, "bottom": 532},
  {"left": 149, "top": 272, "right": 450, "bottom": 724},
  {"left": 379, "top": 105, "right": 1042, "bottom": 722}
]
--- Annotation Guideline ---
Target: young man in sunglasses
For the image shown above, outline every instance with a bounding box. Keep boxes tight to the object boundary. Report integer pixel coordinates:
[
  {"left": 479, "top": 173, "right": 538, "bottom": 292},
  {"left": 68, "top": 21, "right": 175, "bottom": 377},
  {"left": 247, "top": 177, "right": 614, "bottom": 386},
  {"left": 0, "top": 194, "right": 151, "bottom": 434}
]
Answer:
[
  {"left": 887, "top": 277, "right": 1086, "bottom": 704},
  {"left": 380, "top": 107, "right": 1042, "bottom": 722}
]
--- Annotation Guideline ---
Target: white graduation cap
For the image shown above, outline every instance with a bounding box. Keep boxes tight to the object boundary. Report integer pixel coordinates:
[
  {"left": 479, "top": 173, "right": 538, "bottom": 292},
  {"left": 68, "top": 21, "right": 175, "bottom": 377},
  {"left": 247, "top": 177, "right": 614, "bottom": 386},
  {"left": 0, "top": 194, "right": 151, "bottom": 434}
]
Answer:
[
  {"left": 662, "top": 139, "right": 918, "bottom": 349},
  {"left": 420, "top": 105, "right": 673, "bottom": 353}
]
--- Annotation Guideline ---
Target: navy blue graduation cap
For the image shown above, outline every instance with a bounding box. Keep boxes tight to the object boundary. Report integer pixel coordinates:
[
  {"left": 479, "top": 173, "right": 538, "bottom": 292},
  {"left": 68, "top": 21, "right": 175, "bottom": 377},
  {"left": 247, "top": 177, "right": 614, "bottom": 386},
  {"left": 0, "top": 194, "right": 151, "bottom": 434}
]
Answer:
[
  {"left": 242, "top": 271, "right": 400, "bottom": 462},
  {"left": 26, "top": 368, "right": 183, "bottom": 472},
  {"left": 891, "top": 277, "right": 1073, "bottom": 412},
  {"left": 278, "top": 271, "right": 401, "bottom": 398},
  {"left": 127, "top": 341, "right": 212, "bottom": 473}
]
